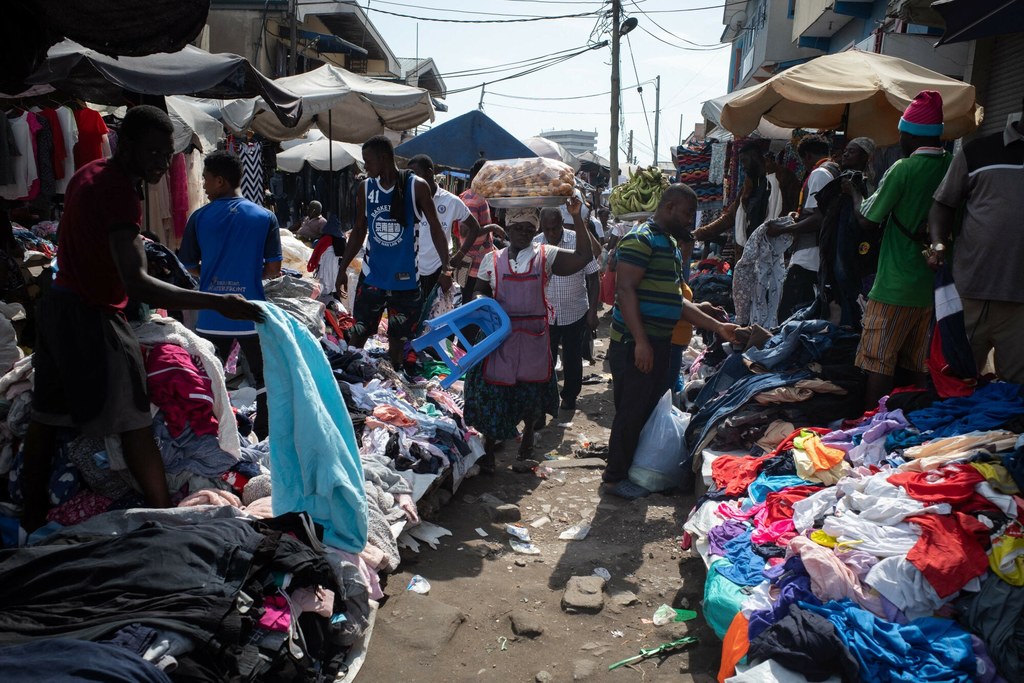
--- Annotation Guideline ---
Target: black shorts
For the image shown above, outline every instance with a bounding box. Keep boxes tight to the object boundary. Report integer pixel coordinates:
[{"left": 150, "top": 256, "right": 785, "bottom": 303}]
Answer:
[
  {"left": 32, "top": 288, "right": 151, "bottom": 436},
  {"left": 350, "top": 275, "right": 422, "bottom": 342}
]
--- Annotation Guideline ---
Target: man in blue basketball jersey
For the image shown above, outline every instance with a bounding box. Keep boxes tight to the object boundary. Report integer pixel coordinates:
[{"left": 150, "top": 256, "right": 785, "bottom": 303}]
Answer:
[{"left": 337, "top": 135, "right": 449, "bottom": 369}]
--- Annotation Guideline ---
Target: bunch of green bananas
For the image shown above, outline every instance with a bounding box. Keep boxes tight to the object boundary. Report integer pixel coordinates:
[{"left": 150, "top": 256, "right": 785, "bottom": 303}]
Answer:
[{"left": 609, "top": 166, "right": 670, "bottom": 215}]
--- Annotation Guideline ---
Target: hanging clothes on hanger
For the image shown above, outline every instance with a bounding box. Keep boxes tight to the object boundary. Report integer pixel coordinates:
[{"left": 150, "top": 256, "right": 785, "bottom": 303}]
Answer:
[
  {"left": 232, "top": 140, "right": 265, "bottom": 206},
  {"left": 184, "top": 149, "right": 206, "bottom": 216},
  {"left": 30, "top": 112, "right": 56, "bottom": 206},
  {"left": 145, "top": 175, "right": 175, "bottom": 247},
  {"left": 169, "top": 153, "right": 189, "bottom": 240},
  {"left": 0, "top": 116, "right": 16, "bottom": 187},
  {"left": 0, "top": 112, "right": 38, "bottom": 201},
  {"left": 54, "top": 106, "right": 79, "bottom": 194},
  {"left": 36, "top": 108, "right": 66, "bottom": 184},
  {"left": 73, "top": 108, "right": 109, "bottom": 169}
]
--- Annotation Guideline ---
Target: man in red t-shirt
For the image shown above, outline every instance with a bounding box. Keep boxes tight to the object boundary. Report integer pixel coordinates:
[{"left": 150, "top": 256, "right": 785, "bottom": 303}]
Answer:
[{"left": 22, "top": 105, "right": 263, "bottom": 531}]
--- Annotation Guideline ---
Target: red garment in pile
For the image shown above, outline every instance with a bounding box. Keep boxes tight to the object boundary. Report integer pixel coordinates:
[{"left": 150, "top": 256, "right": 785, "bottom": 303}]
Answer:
[
  {"left": 144, "top": 343, "right": 219, "bottom": 438},
  {"left": 906, "top": 512, "right": 992, "bottom": 598},
  {"left": 763, "top": 485, "right": 822, "bottom": 527},
  {"left": 888, "top": 465, "right": 992, "bottom": 513},
  {"left": 711, "top": 428, "right": 832, "bottom": 497},
  {"left": 712, "top": 455, "right": 767, "bottom": 497}
]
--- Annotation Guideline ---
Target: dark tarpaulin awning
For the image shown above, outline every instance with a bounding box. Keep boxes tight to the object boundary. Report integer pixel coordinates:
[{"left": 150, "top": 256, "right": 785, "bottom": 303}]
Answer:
[
  {"left": 933, "top": 0, "right": 1024, "bottom": 45},
  {"left": 394, "top": 110, "right": 536, "bottom": 171},
  {"left": 27, "top": 41, "right": 302, "bottom": 127},
  {"left": 29, "top": 0, "right": 210, "bottom": 57},
  {"left": 2, "top": 0, "right": 210, "bottom": 94}
]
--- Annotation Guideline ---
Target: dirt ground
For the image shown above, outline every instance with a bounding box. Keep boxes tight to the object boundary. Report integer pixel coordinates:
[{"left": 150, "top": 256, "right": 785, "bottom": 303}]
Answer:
[{"left": 359, "top": 334, "right": 723, "bottom": 683}]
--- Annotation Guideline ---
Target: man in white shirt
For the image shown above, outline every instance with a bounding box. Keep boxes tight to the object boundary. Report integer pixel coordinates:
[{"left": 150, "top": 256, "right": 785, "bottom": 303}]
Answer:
[
  {"left": 768, "top": 135, "right": 839, "bottom": 321},
  {"left": 535, "top": 207, "right": 600, "bottom": 413},
  {"left": 408, "top": 154, "right": 483, "bottom": 299}
]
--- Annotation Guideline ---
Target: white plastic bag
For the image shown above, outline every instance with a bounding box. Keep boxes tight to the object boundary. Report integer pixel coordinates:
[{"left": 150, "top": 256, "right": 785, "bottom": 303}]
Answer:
[{"left": 629, "top": 391, "right": 690, "bottom": 492}]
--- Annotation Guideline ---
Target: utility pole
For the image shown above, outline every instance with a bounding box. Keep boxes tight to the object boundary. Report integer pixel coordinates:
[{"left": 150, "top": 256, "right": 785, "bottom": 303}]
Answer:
[
  {"left": 653, "top": 75, "right": 661, "bottom": 166},
  {"left": 627, "top": 130, "right": 633, "bottom": 168},
  {"left": 610, "top": 0, "right": 621, "bottom": 188},
  {"left": 679, "top": 114, "right": 684, "bottom": 145},
  {"left": 478, "top": 84, "right": 486, "bottom": 111},
  {"left": 289, "top": 0, "right": 298, "bottom": 75}
]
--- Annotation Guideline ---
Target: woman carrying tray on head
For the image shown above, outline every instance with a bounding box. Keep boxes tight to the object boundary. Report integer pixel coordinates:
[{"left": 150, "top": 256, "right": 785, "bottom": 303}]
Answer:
[{"left": 465, "top": 195, "right": 595, "bottom": 472}]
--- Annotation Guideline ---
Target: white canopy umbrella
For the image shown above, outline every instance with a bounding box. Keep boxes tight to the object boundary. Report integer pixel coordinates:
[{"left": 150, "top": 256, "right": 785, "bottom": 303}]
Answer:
[
  {"left": 522, "top": 136, "right": 581, "bottom": 170},
  {"left": 702, "top": 85, "right": 793, "bottom": 141},
  {"left": 178, "top": 96, "right": 259, "bottom": 135},
  {"left": 86, "top": 98, "right": 224, "bottom": 154},
  {"left": 250, "top": 64, "right": 434, "bottom": 143},
  {"left": 276, "top": 133, "right": 365, "bottom": 173},
  {"left": 166, "top": 96, "right": 225, "bottom": 154}
]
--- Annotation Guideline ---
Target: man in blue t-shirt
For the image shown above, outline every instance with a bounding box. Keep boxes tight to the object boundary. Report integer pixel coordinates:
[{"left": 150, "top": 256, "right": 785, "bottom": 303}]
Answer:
[{"left": 179, "top": 150, "right": 282, "bottom": 438}]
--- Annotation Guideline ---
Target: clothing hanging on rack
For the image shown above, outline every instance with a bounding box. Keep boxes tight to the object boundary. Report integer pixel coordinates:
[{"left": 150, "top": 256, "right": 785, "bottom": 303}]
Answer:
[
  {"left": 231, "top": 140, "right": 265, "bottom": 206},
  {"left": 169, "top": 153, "right": 189, "bottom": 240},
  {"left": 35, "top": 108, "right": 66, "bottom": 183},
  {"left": 184, "top": 149, "right": 206, "bottom": 217},
  {"left": 0, "top": 112, "right": 38, "bottom": 201},
  {"left": 73, "top": 108, "right": 109, "bottom": 169},
  {"left": 145, "top": 175, "right": 175, "bottom": 247},
  {"left": 0, "top": 117, "right": 17, "bottom": 187},
  {"left": 54, "top": 106, "right": 79, "bottom": 194}
]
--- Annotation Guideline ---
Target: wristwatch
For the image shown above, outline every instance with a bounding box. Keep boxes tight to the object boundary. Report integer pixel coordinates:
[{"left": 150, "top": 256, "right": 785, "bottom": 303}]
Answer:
[{"left": 930, "top": 243, "right": 946, "bottom": 253}]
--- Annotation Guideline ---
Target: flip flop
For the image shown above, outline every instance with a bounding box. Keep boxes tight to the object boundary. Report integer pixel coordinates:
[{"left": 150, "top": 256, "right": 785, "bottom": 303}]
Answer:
[{"left": 609, "top": 480, "right": 651, "bottom": 500}]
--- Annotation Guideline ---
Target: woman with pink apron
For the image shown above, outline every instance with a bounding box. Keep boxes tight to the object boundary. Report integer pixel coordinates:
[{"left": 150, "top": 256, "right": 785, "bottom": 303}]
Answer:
[{"left": 464, "top": 197, "right": 597, "bottom": 472}]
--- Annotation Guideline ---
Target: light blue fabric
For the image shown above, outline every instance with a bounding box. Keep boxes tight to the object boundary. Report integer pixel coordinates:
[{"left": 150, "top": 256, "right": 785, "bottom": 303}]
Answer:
[
  {"left": 256, "top": 302, "right": 367, "bottom": 552},
  {"left": 713, "top": 529, "right": 768, "bottom": 586},
  {"left": 747, "top": 473, "right": 808, "bottom": 504}
]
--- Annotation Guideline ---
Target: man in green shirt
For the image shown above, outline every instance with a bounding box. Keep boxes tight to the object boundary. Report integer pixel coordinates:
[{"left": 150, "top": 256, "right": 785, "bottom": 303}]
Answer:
[{"left": 847, "top": 90, "right": 952, "bottom": 408}]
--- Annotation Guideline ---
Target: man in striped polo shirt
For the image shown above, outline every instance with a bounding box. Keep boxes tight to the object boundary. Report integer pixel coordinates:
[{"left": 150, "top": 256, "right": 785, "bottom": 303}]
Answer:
[{"left": 604, "top": 184, "right": 738, "bottom": 492}]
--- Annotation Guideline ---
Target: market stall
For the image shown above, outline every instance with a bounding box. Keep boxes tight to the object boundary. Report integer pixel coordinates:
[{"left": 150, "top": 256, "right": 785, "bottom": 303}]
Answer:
[
  {"left": 0, "top": 248, "right": 485, "bottom": 680},
  {"left": 244, "top": 64, "right": 434, "bottom": 144},
  {"left": 676, "top": 319, "right": 1024, "bottom": 681},
  {"left": 719, "top": 50, "right": 982, "bottom": 146}
]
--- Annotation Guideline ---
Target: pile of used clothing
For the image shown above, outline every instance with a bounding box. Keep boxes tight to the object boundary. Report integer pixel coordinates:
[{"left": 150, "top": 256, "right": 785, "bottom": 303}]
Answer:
[
  {"left": 684, "top": 319, "right": 863, "bottom": 470},
  {"left": 0, "top": 507, "right": 363, "bottom": 681},
  {"left": 682, "top": 370, "right": 1024, "bottom": 682},
  {"left": 0, "top": 254, "right": 484, "bottom": 679}
]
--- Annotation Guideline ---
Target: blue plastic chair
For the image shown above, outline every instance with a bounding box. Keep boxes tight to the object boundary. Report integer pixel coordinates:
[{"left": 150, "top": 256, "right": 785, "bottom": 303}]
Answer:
[{"left": 412, "top": 297, "right": 511, "bottom": 388}]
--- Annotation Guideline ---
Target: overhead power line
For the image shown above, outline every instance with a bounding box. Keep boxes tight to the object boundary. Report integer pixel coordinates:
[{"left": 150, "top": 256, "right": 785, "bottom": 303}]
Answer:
[
  {"left": 434, "top": 44, "right": 602, "bottom": 79},
  {"left": 339, "top": 1, "right": 601, "bottom": 23},
  {"left": 627, "top": 0, "right": 726, "bottom": 48},
  {"left": 445, "top": 42, "right": 607, "bottom": 96},
  {"left": 635, "top": 24, "right": 728, "bottom": 51}
]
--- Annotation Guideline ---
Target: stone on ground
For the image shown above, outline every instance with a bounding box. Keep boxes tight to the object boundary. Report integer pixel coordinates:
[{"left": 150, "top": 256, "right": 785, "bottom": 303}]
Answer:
[
  {"left": 572, "top": 658, "right": 597, "bottom": 680},
  {"left": 510, "top": 609, "right": 545, "bottom": 638},
  {"left": 486, "top": 503, "right": 522, "bottom": 522},
  {"left": 561, "top": 576, "right": 606, "bottom": 613}
]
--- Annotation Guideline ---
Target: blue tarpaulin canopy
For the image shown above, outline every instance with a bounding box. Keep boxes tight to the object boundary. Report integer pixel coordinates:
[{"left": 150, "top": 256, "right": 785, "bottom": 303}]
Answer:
[{"left": 395, "top": 110, "right": 536, "bottom": 170}]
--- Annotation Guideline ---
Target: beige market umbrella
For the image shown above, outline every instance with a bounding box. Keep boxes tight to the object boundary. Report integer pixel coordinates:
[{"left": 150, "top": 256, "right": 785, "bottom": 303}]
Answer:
[{"left": 720, "top": 50, "right": 982, "bottom": 146}]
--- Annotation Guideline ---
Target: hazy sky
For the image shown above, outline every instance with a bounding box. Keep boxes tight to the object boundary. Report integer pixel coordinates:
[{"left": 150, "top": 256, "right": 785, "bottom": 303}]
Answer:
[{"left": 362, "top": 0, "right": 733, "bottom": 165}]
